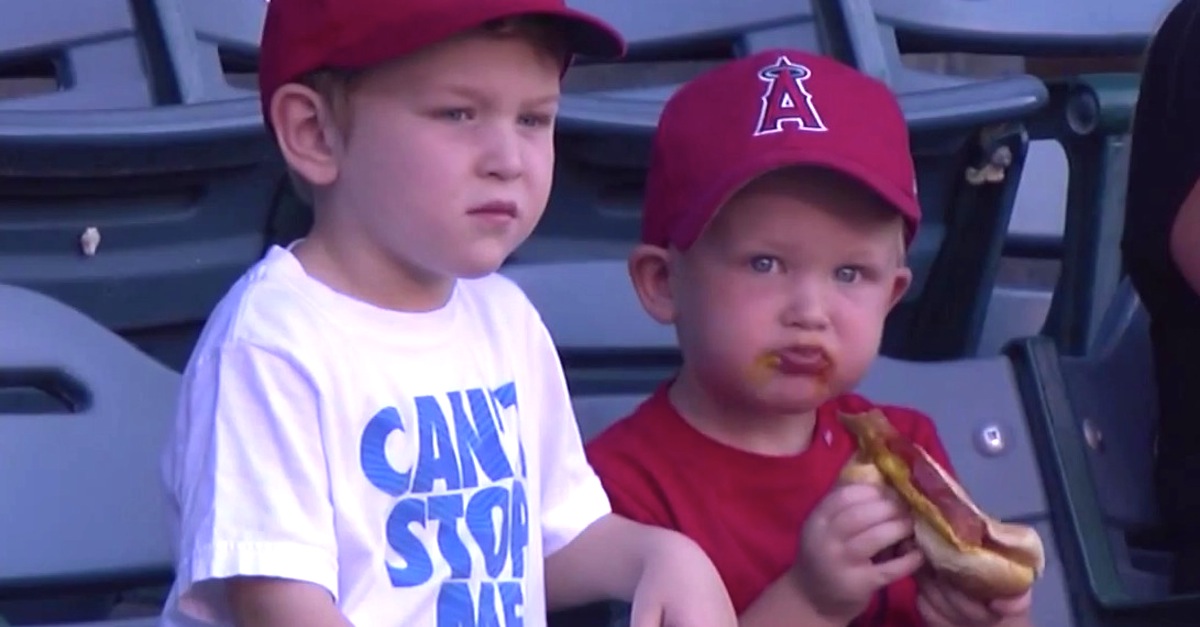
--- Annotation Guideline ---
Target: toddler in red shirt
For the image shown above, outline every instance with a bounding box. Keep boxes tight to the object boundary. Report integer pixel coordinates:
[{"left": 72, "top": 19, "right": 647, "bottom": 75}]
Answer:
[{"left": 585, "top": 49, "right": 1035, "bottom": 627}]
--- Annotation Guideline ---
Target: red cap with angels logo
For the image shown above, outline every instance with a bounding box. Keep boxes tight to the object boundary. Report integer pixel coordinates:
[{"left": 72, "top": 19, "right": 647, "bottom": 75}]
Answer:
[{"left": 641, "top": 49, "right": 920, "bottom": 250}]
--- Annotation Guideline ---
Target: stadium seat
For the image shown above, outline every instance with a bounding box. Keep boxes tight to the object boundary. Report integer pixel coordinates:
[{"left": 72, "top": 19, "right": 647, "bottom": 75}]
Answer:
[
  {"left": 0, "top": 0, "right": 279, "bottom": 371},
  {"left": 0, "top": 284, "right": 175, "bottom": 624},
  {"left": 867, "top": 0, "right": 1177, "bottom": 354},
  {"left": 1007, "top": 279, "right": 1200, "bottom": 625},
  {"left": 148, "top": 0, "right": 262, "bottom": 104}
]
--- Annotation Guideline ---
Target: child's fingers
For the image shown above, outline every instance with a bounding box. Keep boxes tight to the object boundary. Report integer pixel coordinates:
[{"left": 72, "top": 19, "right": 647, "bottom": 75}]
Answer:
[
  {"left": 917, "top": 575, "right": 968, "bottom": 625},
  {"left": 828, "top": 495, "right": 910, "bottom": 540},
  {"left": 872, "top": 546, "right": 925, "bottom": 586},
  {"left": 989, "top": 589, "right": 1033, "bottom": 616},
  {"left": 847, "top": 517, "right": 915, "bottom": 562},
  {"left": 917, "top": 585, "right": 951, "bottom": 626},
  {"left": 937, "top": 581, "right": 999, "bottom": 624}
]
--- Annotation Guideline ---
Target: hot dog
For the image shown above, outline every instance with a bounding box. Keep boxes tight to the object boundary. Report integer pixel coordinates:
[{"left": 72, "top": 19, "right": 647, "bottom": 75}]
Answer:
[{"left": 837, "top": 409, "right": 1046, "bottom": 599}]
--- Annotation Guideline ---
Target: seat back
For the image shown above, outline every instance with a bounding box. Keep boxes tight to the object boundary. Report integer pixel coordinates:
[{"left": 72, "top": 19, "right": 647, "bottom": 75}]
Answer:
[
  {"left": 0, "top": 284, "right": 177, "bottom": 619},
  {"left": 1057, "top": 283, "right": 1170, "bottom": 600},
  {"left": 0, "top": 0, "right": 280, "bottom": 370},
  {"left": 0, "top": 0, "right": 153, "bottom": 110},
  {"left": 502, "top": 259, "right": 676, "bottom": 441},
  {"left": 868, "top": 0, "right": 1174, "bottom": 55},
  {"left": 1005, "top": 279, "right": 1200, "bottom": 618},
  {"left": 1061, "top": 281, "right": 1158, "bottom": 532},
  {"left": 566, "top": 0, "right": 820, "bottom": 56},
  {"left": 866, "top": 0, "right": 1167, "bottom": 357},
  {"left": 150, "top": 0, "right": 265, "bottom": 103}
]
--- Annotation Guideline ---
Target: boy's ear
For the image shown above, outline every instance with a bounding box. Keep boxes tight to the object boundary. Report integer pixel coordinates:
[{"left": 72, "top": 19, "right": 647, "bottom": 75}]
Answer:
[
  {"left": 628, "top": 244, "right": 677, "bottom": 324},
  {"left": 888, "top": 266, "right": 913, "bottom": 310},
  {"left": 269, "top": 84, "right": 342, "bottom": 188}
]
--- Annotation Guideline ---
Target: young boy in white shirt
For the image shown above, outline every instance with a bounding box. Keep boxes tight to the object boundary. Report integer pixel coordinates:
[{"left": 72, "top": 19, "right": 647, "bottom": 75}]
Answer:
[{"left": 158, "top": 1, "right": 737, "bottom": 625}]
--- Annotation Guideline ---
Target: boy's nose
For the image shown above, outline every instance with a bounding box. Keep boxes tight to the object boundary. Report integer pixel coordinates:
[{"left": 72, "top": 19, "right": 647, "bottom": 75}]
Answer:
[
  {"left": 782, "top": 281, "right": 831, "bottom": 330},
  {"left": 479, "top": 126, "right": 523, "bottom": 181}
]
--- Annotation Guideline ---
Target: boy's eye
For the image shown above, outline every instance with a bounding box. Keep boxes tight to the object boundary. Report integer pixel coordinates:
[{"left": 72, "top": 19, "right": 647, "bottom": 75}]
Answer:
[
  {"left": 435, "top": 108, "right": 473, "bottom": 121},
  {"left": 519, "top": 113, "right": 555, "bottom": 128},
  {"left": 835, "top": 266, "right": 862, "bottom": 283},
  {"left": 749, "top": 256, "right": 778, "bottom": 273}
]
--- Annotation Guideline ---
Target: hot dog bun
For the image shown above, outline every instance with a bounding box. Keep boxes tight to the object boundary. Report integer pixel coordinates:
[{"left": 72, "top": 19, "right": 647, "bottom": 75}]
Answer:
[{"left": 837, "top": 409, "right": 1046, "bottom": 599}]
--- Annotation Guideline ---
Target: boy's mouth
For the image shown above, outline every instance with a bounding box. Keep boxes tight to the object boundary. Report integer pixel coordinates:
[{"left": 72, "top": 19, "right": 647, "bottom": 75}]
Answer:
[
  {"left": 468, "top": 200, "right": 518, "bottom": 217},
  {"left": 755, "top": 346, "right": 833, "bottom": 377},
  {"left": 775, "top": 346, "right": 831, "bottom": 376}
]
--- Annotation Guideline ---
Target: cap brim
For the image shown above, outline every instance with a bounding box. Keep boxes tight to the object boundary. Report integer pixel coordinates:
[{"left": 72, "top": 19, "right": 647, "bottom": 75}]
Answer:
[
  {"left": 528, "top": 9, "right": 627, "bottom": 59},
  {"left": 687, "top": 148, "right": 920, "bottom": 247}
]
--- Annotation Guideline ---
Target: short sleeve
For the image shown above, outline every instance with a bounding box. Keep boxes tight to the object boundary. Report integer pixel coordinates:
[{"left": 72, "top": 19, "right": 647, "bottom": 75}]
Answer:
[
  {"left": 523, "top": 318, "right": 612, "bottom": 556},
  {"left": 587, "top": 427, "right": 676, "bottom": 529},
  {"left": 165, "top": 340, "right": 339, "bottom": 619}
]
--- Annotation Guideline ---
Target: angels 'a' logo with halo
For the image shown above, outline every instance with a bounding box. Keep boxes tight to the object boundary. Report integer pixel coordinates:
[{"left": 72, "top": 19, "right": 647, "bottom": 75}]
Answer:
[{"left": 753, "top": 55, "right": 828, "bottom": 136}]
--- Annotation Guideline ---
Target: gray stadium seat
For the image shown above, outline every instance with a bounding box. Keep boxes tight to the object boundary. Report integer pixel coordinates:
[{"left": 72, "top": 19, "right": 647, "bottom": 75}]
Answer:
[
  {"left": 0, "top": 0, "right": 279, "bottom": 371},
  {"left": 566, "top": 0, "right": 825, "bottom": 54},
  {"left": 559, "top": 0, "right": 1046, "bottom": 130},
  {"left": 502, "top": 258, "right": 1076, "bottom": 627},
  {"left": 868, "top": 0, "right": 1171, "bottom": 55},
  {"left": 1061, "top": 283, "right": 1159, "bottom": 540},
  {"left": 150, "top": 0, "right": 264, "bottom": 103},
  {"left": 1006, "top": 280, "right": 1200, "bottom": 625},
  {"left": 866, "top": 0, "right": 1177, "bottom": 355},
  {"left": 0, "top": 283, "right": 176, "bottom": 624},
  {"left": 0, "top": 0, "right": 150, "bottom": 110},
  {"left": 502, "top": 260, "right": 676, "bottom": 440}
]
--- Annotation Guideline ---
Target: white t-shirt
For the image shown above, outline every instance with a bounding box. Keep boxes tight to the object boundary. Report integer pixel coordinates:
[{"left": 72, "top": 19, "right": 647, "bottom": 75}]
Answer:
[{"left": 159, "top": 245, "right": 611, "bottom": 627}]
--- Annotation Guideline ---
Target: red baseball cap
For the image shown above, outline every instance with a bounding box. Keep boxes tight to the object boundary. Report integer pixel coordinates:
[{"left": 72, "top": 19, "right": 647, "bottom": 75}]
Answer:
[
  {"left": 642, "top": 49, "right": 920, "bottom": 250},
  {"left": 258, "top": 0, "right": 627, "bottom": 126}
]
